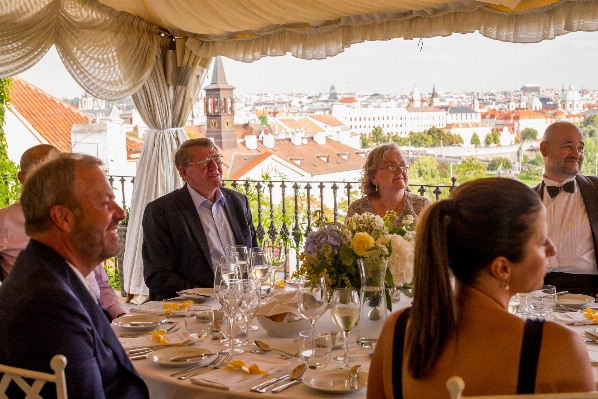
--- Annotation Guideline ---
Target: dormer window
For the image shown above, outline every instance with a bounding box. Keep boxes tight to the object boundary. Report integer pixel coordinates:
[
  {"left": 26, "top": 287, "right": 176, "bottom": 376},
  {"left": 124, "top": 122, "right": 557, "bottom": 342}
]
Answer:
[{"left": 315, "top": 154, "right": 330, "bottom": 163}]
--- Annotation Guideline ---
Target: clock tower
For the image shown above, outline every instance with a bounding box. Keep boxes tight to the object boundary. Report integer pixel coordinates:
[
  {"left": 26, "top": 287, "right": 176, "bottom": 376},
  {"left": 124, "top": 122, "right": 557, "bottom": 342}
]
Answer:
[{"left": 204, "top": 56, "right": 236, "bottom": 150}]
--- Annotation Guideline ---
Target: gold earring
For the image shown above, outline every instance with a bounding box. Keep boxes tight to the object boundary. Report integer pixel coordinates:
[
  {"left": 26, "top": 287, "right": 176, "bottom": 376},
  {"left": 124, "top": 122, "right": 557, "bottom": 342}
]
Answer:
[
  {"left": 375, "top": 184, "right": 379, "bottom": 192},
  {"left": 505, "top": 279, "right": 510, "bottom": 291}
]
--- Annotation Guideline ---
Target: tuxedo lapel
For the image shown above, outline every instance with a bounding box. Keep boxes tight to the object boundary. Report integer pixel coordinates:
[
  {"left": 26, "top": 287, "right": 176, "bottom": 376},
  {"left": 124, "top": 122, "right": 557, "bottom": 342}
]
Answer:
[
  {"left": 577, "top": 175, "right": 598, "bottom": 268},
  {"left": 174, "top": 185, "right": 214, "bottom": 269},
  {"left": 221, "top": 190, "right": 243, "bottom": 246}
]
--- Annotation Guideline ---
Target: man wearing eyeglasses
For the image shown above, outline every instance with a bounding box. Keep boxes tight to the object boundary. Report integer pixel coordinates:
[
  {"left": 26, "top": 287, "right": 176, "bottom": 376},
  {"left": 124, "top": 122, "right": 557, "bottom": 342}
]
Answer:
[
  {"left": 534, "top": 121, "right": 598, "bottom": 298},
  {"left": 142, "top": 138, "right": 257, "bottom": 300}
]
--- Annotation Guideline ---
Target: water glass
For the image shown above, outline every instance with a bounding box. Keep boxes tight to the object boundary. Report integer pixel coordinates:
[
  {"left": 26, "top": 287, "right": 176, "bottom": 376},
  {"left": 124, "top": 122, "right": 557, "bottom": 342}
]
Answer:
[
  {"left": 528, "top": 285, "right": 557, "bottom": 320},
  {"left": 185, "top": 305, "right": 213, "bottom": 339},
  {"left": 299, "top": 330, "right": 332, "bottom": 370}
]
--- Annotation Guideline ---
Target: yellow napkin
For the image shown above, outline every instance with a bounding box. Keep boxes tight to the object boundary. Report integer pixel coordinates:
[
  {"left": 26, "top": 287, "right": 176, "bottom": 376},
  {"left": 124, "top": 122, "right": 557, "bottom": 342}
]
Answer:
[
  {"left": 151, "top": 329, "right": 170, "bottom": 345},
  {"left": 274, "top": 280, "right": 286, "bottom": 288},
  {"left": 225, "top": 360, "right": 268, "bottom": 375},
  {"left": 162, "top": 300, "right": 194, "bottom": 315}
]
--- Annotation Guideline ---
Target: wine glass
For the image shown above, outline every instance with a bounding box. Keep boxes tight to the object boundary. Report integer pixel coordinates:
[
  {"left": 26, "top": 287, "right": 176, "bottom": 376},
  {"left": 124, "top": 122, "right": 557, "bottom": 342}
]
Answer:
[
  {"left": 249, "top": 250, "right": 270, "bottom": 289},
  {"left": 264, "top": 240, "right": 286, "bottom": 292},
  {"left": 220, "top": 278, "right": 243, "bottom": 353},
  {"left": 237, "top": 279, "right": 261, "bottom": 351},
  {"left": 297, "top": 276, "right": 329, "bottom": 348},
  {"left": 230, "top": 245, "right": 248, "bottom": 278},
  {"left": 214, "top": 261, "right": 241, "bottom": 349},
  {"left": 331, "top": 287, "right": 360, "bottom": 369},
  {"left": 528, "top": 285, "right": 557, "bottom": 320}
]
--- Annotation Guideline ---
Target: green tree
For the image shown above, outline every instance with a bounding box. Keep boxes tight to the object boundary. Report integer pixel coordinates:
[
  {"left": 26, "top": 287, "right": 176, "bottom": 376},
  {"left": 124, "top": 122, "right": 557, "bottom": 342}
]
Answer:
[
  {"left": 581, "top": 138, "right": 598, "bottom": 176},
  {"left": 470, "top": 132, "right": 481, "bottom": 146},
  {"left": 371, "top": 126, "right": 385, "bottom": 145},
  {"left": 484, "top": 131, "right": 500, "bottom": 146},
  {"left": 0, "top": 77, "right": 19, "bottom": 206},
  {"left": 488, "top": 157, "right": 512, "bottom": 171},
  {"left": 360, "top": 133, "right": 370, "bottom": 148},
  {"left": 455, "top": 157, "right": 487, "bottom": 183},
  {"left": 409, "top": 156, "right": 440, "bottom": 183},
  {"left": 521, "top": 127, "right": 539, "bottom": 142}
]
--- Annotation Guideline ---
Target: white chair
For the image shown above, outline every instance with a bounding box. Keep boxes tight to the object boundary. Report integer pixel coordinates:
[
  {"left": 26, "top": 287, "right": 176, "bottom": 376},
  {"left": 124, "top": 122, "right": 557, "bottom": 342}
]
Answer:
[
  {"left": 447, "top": 376, "right": 598, "bottom": 399},
  {"left": 0, "top": 355, "right": 67, "bottom": 399}
]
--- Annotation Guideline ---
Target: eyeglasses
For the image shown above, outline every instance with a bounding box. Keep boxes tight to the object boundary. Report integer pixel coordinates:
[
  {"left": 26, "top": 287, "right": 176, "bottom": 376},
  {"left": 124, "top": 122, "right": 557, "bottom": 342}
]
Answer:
[
  {"left": 187, "top": 154, "right": 224, "bottom": 168},
  {"left": 379, "top": 162, "right": 409, "bottom": 173}
]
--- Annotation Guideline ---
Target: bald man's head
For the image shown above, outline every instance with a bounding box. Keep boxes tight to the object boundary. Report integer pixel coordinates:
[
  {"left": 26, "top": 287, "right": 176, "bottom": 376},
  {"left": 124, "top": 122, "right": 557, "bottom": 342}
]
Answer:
[{"left": 18, "top": 144, "right": 60, "bottom": 184}]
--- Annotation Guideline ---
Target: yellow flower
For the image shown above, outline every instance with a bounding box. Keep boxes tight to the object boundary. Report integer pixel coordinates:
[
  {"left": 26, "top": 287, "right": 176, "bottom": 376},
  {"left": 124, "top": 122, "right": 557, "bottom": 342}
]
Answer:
[{"left": 352, "top": 232, "right": 374, "bottom": 257}]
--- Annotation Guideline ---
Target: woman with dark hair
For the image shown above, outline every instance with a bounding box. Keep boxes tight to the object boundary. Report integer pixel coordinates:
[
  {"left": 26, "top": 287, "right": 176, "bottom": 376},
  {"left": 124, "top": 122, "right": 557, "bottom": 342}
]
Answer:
[
  {"left": 367, "top": 178, "right": 594, "bottom": 399},
  {"left": 347, "top": 143, "right": 430, "bottom": 226}
]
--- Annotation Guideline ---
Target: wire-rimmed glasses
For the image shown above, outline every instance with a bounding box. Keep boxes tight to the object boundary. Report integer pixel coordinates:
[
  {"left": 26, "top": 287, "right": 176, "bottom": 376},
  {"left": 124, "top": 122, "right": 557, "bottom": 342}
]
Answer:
[
  {"left": 187, "top": 154, "right": 224, "bottom": 168},
  {"left": 378, "top": 162, "right": 409, "bottom": 173}
]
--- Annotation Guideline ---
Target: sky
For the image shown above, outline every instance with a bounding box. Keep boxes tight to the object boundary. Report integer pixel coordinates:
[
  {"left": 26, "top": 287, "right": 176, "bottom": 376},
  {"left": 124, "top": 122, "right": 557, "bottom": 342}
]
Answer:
[{"left": 17, "top": 30, "right": 598, "bottom": 99}]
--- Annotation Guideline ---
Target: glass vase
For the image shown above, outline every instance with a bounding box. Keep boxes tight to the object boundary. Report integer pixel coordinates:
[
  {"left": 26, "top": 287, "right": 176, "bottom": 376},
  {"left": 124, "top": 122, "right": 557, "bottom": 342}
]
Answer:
[{"left": 356, "top": 257, "right": 387, "bottom": 348}]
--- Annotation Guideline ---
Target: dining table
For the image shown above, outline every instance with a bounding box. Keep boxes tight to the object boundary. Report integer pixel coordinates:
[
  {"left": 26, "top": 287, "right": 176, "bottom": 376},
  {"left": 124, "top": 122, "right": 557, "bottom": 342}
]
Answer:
[{"left": 118, "top": 293, "right": 598, "bottom": 399}]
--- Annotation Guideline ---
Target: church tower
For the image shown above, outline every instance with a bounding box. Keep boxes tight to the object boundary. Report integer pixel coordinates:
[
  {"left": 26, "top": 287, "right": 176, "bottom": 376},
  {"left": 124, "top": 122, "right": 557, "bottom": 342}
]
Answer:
[{"left": 204, "top": 56, "right": 236, "bottom": 150}]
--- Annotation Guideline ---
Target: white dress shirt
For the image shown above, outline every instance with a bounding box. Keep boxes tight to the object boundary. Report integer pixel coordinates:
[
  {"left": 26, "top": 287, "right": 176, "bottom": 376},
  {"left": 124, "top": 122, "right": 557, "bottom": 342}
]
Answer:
[
  {"left": 543, "top": 176, "right": 598, "bottom": 275},
  {"left": 187, "top": 185, "right": 236, "bottom": 271}
]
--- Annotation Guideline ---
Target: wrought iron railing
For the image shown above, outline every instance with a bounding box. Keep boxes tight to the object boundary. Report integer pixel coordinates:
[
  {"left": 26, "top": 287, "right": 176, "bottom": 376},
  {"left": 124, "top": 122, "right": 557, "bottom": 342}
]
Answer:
[{"left": 106, "top": 175, "right": 457, "bottom": 266}]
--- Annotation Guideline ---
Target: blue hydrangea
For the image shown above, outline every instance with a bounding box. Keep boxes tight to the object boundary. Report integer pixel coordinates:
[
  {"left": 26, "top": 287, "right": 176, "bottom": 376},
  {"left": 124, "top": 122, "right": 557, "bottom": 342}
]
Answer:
[{"left": 304, "top": 227, "right": 342, "bottom": 257}]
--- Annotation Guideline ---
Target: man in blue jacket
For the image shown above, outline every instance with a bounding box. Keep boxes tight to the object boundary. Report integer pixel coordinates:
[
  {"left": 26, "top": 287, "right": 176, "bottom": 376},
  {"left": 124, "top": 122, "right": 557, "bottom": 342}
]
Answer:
[{"left": 0, "top": 153, "right": 148, "bottom": 398}]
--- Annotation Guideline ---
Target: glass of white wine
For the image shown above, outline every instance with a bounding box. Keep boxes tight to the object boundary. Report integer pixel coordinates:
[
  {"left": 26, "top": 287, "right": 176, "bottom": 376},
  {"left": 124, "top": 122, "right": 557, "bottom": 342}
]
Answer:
[
  {"left": 507, "top": 294, "right": 521, "bottom": 315},
  {"left": 249, "top": 250, "right": 270, "bottom": 287},
  {"left": 264, "top": 240, "right": 286, "bottom": 293},
  {"left": 331, "top": 287, "right": 360, "bottom": 369},
  {"left": 229, "top": 245, "right": 248, "bottom": 278}
]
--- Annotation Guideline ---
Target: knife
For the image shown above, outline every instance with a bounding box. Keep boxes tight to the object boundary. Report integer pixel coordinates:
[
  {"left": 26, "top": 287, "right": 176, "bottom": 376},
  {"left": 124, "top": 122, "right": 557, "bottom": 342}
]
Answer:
[
  {"left": 250, "top": 374, "right": 291, "bottom": 392},
  {"left": 271, "top": 377, "right": 303, "bottom": 393},
  {"left": 169, "top": 354, "right": 213, "bottom": 362}
]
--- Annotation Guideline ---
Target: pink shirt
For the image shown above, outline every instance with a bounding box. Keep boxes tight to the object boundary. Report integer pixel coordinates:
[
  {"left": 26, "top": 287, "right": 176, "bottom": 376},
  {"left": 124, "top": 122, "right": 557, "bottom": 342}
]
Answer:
[{"left": 0, "top": 202, "right": 126, "bottom": 319}]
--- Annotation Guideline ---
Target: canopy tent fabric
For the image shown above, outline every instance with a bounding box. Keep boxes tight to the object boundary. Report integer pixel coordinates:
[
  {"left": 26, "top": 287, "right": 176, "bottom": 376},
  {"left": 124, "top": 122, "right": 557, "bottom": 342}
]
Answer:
[{"left": 3, "top": 0, "right": 598, "bottom": 298}]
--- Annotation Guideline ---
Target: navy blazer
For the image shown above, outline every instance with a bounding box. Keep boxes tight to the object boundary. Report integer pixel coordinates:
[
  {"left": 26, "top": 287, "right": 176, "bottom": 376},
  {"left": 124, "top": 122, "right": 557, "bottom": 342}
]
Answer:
[
  {"left": 0, "top": 240, "right": 148, "bottom": 399},
  {"left": 534, "top": 174, "right": 598, "bottom": 269},
  {"left": 142, "top": 185, "right": 257, "bottom": 300}
]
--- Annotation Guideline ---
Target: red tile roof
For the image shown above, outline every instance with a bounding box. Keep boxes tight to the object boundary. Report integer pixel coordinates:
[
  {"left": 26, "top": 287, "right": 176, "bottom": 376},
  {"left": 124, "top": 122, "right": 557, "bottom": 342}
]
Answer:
[
  {"left": 9, "top": 76, "right": 88, "bottom": 153},
  {"left": 310, "top": 114, "right": 344, "bottom": 127}
]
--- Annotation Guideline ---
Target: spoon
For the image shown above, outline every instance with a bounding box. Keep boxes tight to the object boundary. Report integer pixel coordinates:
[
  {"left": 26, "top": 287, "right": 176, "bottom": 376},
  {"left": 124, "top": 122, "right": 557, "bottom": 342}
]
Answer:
[
  {"left": 349, "top": 364, "right": 361, "bottom": 389},
  {"left": 271, "top": 363, "right": 308, "bottom": 393},
  {"left": 251, "top": 363, "right": 307, "bottom": 392},
  {"left": 254, "top": 340, "right": 298, "bottom": 357}
]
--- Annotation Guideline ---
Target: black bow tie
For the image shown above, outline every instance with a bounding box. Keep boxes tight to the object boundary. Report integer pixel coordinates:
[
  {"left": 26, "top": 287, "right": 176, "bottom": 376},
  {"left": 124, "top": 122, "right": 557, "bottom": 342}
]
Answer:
[{"left": 546, "top": 181, "right": 575, "bottom": 198}]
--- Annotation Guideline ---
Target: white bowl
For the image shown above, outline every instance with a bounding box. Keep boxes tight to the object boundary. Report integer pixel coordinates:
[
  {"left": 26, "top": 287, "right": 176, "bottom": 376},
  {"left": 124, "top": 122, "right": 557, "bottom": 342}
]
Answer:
[{"left": 256, "top": 315, "right": 311, "bottom": 338}]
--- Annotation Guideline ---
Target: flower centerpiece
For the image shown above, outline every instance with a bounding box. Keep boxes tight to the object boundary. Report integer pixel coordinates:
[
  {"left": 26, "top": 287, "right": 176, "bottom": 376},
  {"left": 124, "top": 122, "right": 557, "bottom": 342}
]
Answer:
[{"left": 294, "top": 211, "right": 415, "bottom": 311}]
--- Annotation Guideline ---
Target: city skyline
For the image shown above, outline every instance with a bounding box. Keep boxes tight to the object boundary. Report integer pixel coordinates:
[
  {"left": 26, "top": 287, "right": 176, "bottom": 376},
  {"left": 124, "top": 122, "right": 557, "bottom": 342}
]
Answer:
[{"left": 17, "top": 30, "right": 598, "bottom": 99}]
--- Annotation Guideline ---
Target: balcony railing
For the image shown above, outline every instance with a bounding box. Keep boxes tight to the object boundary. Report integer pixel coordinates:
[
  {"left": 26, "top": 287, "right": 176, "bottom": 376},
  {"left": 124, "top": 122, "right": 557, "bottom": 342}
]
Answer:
[{"left": 106, "top": 175, "right": 457, "bottom": 266}]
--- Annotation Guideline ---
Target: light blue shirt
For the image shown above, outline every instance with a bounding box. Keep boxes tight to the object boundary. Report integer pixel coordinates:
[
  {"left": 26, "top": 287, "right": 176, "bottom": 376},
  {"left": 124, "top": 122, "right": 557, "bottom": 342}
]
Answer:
[{"left": 187, "top": 185, "right": 236, "bottom": 271}]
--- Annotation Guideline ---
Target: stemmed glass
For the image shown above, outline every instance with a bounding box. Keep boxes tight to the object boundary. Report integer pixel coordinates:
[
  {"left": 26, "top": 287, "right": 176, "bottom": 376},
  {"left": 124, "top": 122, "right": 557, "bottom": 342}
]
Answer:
[
  {"left": 249, "top": 250, "right": 270, "bottom": 289},
  {"left": 214, "top": 261, "right": 241, "bottom": 351},
  {"left": 264, "top": 240, "right": 286, "bottom": 292},
  {"left": 298, "top": 276, "right": 329, "bottom": 349},
  {"left": 237, "top": 279, "right": 261, "bottom": 351},
  {"left": 528, "top": 285, "right": 557, "bottom": 320},
  {"left": 331, "top": 287, "right": 360, "bottom": 369},
  {"left": 230, "top": 245, "right": 248, "bottom": 278}
]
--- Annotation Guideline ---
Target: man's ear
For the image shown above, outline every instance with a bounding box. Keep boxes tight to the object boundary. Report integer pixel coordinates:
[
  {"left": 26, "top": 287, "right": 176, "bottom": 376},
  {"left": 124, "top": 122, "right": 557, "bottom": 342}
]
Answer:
[
  {"left": 178, "top": 166, "right": 188, "bottom": 181},
  {"left": 539, "top": 141, "right": 548, "bottom": 157},
  {"left": 49, "top": 205, "right": 75, "bottom": 233}
]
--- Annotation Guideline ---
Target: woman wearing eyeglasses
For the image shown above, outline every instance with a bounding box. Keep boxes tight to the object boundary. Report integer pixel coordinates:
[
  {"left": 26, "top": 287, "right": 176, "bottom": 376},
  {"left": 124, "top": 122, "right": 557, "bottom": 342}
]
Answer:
[{"left": 347, "top": 143, "right": 431, "bottom": 227}]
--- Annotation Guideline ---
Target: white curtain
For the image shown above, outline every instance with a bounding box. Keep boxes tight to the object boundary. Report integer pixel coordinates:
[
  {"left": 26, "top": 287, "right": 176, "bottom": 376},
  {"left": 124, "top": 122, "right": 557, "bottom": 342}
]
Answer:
[
  {"left": 100, "top": 0, "right": 598, "bottom": 62},
  {"left": 123, "top": 36, "right": 212, "bottom": 298},
  {"left": 0, "top": 0, "right": 160, "bottom": 99}
]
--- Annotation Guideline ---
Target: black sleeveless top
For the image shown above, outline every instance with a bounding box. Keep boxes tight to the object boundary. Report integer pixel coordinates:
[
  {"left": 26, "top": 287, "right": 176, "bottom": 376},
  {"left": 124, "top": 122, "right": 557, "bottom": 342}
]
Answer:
[{"left": 391, "top": 308, "right": 545, "bottom": 399}]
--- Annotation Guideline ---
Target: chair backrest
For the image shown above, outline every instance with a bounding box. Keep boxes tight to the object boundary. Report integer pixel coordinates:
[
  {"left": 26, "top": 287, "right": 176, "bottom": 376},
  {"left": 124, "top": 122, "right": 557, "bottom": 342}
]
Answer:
[
  {"left": 0, "top": 355, "right": 67, "bottom": 399},
  {"left": 447, "top": 376, "right": 598, "bottom": 399}
]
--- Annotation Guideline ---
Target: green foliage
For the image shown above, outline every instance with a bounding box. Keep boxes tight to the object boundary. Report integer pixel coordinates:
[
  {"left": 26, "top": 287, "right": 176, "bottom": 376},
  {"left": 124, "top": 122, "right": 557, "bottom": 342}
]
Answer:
[
  {"left": 484, "top": 131, "right": 500, "bottom": 146},
  {"left": 581, "top": 138, "right": 598, "bottom": 176},
  {"left": 0, "top": 78, "right": 19, "bottom": 206},
  {"left": 409, "top": 127, "right": 462, "bottom": 148},
  {"left": 120, "top": 204, "right": 130, "bottom": 226},
  {"left": 104, "top": 262, "right": 120, "bottom": 291},
  {"left": 409, "top": 156, "right": 440, "bottom": 182},
  {"left": 470, "top": 132, "right": 481, "bottom": 146},
  {"left": 529, "top": 153, "right": 544, "bottom": 167},
  {"left": 455, "top": 157, "right": 487, "bottom": 183},
  {"left": 488, "top": 157, "right": 512, "bottom": 171},
  {"left": 521, "top": 127, "right": 539, "bottom": 141},
  {"left": 360, "top": 133, "right": 370, "bottom": 148}
]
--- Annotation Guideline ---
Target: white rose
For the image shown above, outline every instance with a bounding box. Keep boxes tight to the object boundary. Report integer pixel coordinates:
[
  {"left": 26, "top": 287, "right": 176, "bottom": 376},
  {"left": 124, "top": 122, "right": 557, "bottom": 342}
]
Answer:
[{"left": 387, "top": 234, "right": 415, "bottom": 286}]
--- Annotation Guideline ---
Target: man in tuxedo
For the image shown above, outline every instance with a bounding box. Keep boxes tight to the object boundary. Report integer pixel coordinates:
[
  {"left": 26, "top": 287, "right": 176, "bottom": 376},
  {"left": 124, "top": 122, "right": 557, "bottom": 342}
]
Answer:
[
  {"left": 143, "top": 138, "right": 257, "bottom": 300},
  {"left": 534, "top": 121, "right": 598, "bottom": 297},
  {"left": 0, "top": 154, "right": 149, "bottom": 398}
]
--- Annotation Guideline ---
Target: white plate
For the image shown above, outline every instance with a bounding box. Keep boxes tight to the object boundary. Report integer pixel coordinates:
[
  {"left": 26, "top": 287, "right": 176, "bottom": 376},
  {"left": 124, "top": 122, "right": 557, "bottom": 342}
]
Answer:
[
  {"left": 557, "top": 294, "right": 595, "bottom": 308},
  {"left": 147, "top": 347, "right": 214, "bottom": 367},
  {"left": 303, "top": 370, "right": 368, "bottom": 394},
  {"left": 111, "top": 315, "right": 167, "bottom": 331},
  {"left": 178, "top": 288, "right": 215, "bottom": 296}
]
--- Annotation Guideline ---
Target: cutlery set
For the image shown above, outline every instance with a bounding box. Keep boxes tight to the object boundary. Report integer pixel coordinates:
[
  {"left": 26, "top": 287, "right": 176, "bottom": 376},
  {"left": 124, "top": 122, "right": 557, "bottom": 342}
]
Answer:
[
  {"left": 175, "top": 353, "right": 233, "bottom": 380},
  {"left": 250, "top": 363, "right": 306, "bottom": 393},
  {"left": 127, "top": 339, "right": 192, "bottom": 360}
]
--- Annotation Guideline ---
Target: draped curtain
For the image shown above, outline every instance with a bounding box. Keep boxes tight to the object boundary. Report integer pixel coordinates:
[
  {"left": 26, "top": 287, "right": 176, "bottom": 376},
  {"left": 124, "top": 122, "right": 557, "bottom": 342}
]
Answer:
[
  {"left": 0, "top": 0, "right": 160, "bottom": 99},
  {"left": 123, "top": 36, "right": 212, "bottom": 299}
]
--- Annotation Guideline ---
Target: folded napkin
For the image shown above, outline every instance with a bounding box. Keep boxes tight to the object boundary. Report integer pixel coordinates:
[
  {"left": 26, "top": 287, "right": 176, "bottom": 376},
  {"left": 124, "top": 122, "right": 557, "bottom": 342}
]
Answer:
[
  {"left": 553, "top": 312, "right": 595, "bottom": 325},
  {"left": 119, "top": 331, "right": 189, "bottom": 350},
  {"left": 587, "top": 348, "right": 598, "bottom": 366},
  {"left": 257, "top": 292, "right": 301, "bottom": 321},
  {"left": 190, "top": 354, "right": 289, "bottom": 390},
  {"left": 129, "top": 301, "right": 192, "bottom": 316}
]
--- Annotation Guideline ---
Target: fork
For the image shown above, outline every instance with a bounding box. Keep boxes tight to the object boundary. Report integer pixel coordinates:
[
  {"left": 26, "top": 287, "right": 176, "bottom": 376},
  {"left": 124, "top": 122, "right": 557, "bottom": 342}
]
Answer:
[
  {"left": 171, "top": 354, "right": 224, "bottom": 378},
  {"left": 178, "top": 353, "right": 233, "bottom": 380}
]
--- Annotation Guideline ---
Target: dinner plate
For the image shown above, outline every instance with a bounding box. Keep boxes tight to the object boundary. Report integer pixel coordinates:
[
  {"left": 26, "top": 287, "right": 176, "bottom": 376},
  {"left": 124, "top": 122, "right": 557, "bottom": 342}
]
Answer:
[
  {"left": 147, "top": 347, "right": 214, "bottom": 367},
  {"left": 557, "top": 294, "right": 595, "bottom": 308},
  {"left": 303, "top": 370, "right": 368, "bottom": 394},
  {"left": 176, "top": 288, "right": 214, "bottom": 302},
  {"left": 111, "top": 315, "right": 167, "bottom": 331}
]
